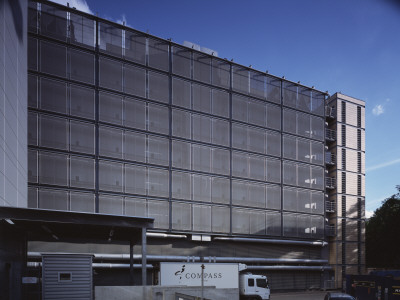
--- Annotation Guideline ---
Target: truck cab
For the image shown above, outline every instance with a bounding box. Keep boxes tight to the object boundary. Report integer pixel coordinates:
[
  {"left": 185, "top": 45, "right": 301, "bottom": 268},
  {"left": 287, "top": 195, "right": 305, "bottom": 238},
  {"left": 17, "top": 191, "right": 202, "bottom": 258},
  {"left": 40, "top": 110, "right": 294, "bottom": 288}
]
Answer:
[{"left": 239, "top": 273, "right": 270, "bottom": 300}]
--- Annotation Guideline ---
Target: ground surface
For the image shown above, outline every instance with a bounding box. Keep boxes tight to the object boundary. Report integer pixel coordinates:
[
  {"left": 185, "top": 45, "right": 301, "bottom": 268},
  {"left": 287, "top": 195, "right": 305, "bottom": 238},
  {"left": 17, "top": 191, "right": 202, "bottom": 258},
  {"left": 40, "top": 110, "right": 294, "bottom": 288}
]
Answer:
[{"left": 272, "top": 290, "right": 332, "bottom": 300}]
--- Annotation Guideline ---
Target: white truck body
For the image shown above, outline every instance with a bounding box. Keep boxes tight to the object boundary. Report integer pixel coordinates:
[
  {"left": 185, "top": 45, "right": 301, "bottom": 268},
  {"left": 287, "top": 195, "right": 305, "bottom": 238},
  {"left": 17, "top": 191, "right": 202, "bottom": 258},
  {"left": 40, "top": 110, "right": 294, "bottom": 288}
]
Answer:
[
  {"left": 159, "top": 262, "right": 270, "bottom": 300},
  {"left": 239, "top": 273, "right": 270, "bottom": 300},
  {"left": 160, "top": 262, "right": 239, "bottom": 289}
]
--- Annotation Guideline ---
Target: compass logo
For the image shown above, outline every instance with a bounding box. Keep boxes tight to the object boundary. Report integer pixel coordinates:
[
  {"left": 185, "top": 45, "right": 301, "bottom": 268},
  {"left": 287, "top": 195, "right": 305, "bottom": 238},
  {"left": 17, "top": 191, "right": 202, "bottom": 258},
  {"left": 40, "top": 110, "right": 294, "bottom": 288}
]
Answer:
[{"left": 174, "top": 265, "right": 186, "bottom": 280}]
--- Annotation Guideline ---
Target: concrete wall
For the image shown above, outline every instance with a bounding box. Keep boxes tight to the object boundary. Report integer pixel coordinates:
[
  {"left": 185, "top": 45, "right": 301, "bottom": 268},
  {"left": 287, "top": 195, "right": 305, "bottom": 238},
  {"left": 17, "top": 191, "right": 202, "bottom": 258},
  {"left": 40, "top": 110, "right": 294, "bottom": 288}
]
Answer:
[
  {"left": 0, "top": 0, "right": 28, "bottom": 207},
  {"left": 95, "top": 285, "right": 239, "bottom": 300}
]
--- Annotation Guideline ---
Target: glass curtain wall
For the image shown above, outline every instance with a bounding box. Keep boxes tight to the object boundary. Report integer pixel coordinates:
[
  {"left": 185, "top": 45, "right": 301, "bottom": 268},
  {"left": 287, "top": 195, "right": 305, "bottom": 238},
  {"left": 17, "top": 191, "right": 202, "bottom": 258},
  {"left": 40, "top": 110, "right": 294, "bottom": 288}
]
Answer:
[{"left": 27, "top": 0, "right": 326, "bottom": 239}]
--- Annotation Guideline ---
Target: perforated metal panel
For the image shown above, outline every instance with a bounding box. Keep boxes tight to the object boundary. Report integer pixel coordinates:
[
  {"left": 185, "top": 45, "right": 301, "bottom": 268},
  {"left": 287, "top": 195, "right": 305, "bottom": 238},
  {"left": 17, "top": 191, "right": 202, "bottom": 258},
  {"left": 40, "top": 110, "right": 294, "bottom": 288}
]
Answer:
[{"left": 42, "top": 254, "right": 93, "bottom": 300}]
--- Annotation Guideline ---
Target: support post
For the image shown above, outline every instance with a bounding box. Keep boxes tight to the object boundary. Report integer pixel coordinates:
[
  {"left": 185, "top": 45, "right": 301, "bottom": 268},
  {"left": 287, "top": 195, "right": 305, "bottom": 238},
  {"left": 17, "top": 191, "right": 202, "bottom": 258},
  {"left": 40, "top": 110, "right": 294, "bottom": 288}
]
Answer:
[
  {"left": 141, "top": 227, "right": 147, "bottom": 285},
  {"left": 130, "top": 239, "right": 134, "bottom": 285}
]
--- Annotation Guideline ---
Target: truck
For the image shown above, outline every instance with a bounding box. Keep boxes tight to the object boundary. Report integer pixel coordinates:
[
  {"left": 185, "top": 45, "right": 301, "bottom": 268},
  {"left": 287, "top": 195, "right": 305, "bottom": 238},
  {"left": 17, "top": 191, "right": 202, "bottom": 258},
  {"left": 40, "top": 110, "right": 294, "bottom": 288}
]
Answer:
[
  {"left": 239, "top": 272, "right": 270, "bottom": 300},
  {"left": 159, "top": 262, "right": 271, "bottom": 300}
]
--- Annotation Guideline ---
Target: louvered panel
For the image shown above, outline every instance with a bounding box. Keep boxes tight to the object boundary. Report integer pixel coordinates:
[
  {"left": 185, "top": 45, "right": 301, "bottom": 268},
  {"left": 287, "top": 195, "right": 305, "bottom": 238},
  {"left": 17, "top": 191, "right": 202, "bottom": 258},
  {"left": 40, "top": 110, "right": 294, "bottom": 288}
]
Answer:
[{"left": 42, "top": 254, "right": 93, "bottom": 300}]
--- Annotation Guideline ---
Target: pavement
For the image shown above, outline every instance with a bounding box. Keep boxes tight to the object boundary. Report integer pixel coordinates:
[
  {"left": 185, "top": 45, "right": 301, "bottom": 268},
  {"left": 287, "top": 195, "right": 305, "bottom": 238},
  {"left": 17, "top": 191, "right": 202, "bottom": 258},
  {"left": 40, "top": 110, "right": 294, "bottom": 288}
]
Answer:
[{"left": 271, "top": 290, "right": 331, "bottom": 300}]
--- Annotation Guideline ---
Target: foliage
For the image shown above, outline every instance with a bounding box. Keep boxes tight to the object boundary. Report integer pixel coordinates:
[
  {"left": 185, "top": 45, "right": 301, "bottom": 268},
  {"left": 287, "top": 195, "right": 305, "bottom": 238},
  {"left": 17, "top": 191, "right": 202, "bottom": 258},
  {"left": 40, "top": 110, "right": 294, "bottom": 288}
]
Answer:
[{"left": 366, "top": 186, "right": 400, "bottom": 268}]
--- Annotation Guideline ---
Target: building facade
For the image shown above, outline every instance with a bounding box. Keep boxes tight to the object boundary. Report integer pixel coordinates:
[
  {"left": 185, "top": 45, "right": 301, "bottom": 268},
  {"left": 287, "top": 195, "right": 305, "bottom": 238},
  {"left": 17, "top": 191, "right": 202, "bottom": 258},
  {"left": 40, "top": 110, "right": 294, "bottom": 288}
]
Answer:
[
  {"left": 0, "top": 0, "right": 28, "bottom": 208},
  {"left": 326, "top": 93, "right": 366, "bottom": 286},
  {"left": 0, "top": 0, "right": 366, "bottom": 291}
]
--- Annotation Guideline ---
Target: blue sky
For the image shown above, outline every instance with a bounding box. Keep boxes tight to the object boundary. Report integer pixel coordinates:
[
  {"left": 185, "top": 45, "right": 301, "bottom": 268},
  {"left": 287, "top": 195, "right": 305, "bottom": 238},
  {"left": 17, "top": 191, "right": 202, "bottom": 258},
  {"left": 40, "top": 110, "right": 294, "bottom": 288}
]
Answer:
[{"left": 52, "top": 0, "right": 400, "bottom": 217}]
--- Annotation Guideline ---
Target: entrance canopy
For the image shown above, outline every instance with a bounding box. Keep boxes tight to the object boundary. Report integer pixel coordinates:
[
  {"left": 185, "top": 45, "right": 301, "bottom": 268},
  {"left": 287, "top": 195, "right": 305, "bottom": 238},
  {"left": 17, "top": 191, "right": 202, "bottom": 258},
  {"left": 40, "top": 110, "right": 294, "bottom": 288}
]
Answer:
[
  {"left": 0, "top": 206, "right": 153, "bottom": 243},
  {"left": 0, "top": 206, "right": 154, "bottom": 285}
]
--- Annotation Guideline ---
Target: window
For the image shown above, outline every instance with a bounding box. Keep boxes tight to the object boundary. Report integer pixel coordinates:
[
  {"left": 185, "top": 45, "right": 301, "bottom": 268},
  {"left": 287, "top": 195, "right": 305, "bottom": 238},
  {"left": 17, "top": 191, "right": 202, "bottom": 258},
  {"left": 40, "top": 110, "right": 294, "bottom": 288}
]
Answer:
[
  {"left": 342, "top": 172, "right": 346, "bottom": 194},
  {"left": 70, "top": 49, "right": 94, "bottom": 84},
  {"left": 357, "top": 129, "right": 361, "bottom": 150},
  {"left": 58, "top": 272, "right": 72, "bottom": 282},
  {"left": 99, "top": 57, "right": 122, "bottom": 91},
  {"left": 357, "top": 106, "right": 362, "bottom": 128},
  {"left": 232, "top": 65, "right": 249, "bottom": 94},
  {"left": 124, "top": 64, "right": 146, "bottom": 98},
  {"left": 70, "top": 12, "right": 95, "bottom": 48},
  {"left": 342, "top": 195, "right": 346, "bottom": 217},
  {"left": 193, "top": 53, "right": 211, "bottom": 83},
  {"left": 341, "top": 101, "right": 346, "bottom": 123},
  {"left": 248, "top": 279, "right": 255, "bottom": 287},
  {"left": 212, "top": 58, "right": 230, "bottom": 88},
  {"left": 99, "top": 92, "right": 123, "bottom": 125},
  {"left": 256, "top": 279, "right": 269, "bottom": 288},
  {"left": 342, "top": 148, "right": 346, "bottom": 170},
  {"left": 98, "top": 21, "right": 122, "bottom": 57},
  {"left": 148, "top": 38, "right": 169, "bottom": 71},
  {"left": 173, "top": 46, "right": 191, "bottom": 78},
  {"left": 148, "top": 71, "right": 169, "bottom": 103},
  {"left": 341, "top": 125, "right": 346, "bottom": 147},
  {"left": 250, "top": 71, "right": 265, "bottom": 99},
  {"left": 41, "top": 41, "right": 67, "bottom": 77},
  {"left": 124, "top": 30, "right": 146, "bottom": 65},
  {"left": 40, "top": 3, "right": 67, "bottom": 41}
]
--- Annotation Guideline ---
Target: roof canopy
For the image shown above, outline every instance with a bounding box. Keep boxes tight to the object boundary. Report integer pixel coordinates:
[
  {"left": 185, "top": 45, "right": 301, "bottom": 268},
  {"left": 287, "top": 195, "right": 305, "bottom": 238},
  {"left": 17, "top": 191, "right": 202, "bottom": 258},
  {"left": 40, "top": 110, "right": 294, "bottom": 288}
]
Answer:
[{"left": 0, "top": 206, "right": 154, "bottom": 244}]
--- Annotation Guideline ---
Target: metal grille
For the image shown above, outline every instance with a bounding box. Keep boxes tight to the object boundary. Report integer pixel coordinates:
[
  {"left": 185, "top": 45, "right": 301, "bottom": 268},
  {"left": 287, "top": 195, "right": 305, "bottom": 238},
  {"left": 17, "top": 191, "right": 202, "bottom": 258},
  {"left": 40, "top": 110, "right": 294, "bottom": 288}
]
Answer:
[
  {"left": 267, "top": 271, "right": 322, "bottom": 290},
  {"left": 27, "top": 0, "right": 329, "bottom": 239},
  {"left": 357, "top": 106, "right": 361, "bottom": 128},
  {"left": 357, "top": 129, "right": 361, "bottom": 150},
  {"left": 42, "top": 254, "right": 93, "bottom": 300},
  {"left": 341, "top": 125, "right": 346, "bottom": 147},
  {"left": 341, "top": 101, "right": 346, "bottom": 123},
  {"left": 342, "top": 172, "right": 346, "bottom": 194},
  {"left": 342, "top": 148, "right": 346, "bottom": 170},
  {"left": 342, "top": 196, "right": 346, "bottom": 218}
]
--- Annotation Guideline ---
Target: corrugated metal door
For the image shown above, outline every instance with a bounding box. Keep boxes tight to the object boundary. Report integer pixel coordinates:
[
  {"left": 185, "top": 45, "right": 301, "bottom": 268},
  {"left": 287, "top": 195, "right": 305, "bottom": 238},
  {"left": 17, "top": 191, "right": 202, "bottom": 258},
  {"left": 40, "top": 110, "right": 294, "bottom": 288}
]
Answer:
[{"left": 42, "top": 254, "right": 93, "bottom": 300}]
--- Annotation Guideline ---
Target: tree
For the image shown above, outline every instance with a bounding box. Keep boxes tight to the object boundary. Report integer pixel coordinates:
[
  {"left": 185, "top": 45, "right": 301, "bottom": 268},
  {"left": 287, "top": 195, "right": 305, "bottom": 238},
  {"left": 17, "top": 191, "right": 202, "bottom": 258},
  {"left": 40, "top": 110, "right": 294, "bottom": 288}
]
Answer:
[{"left": 366, "top": 185, "right": 400, "bottom": 268}]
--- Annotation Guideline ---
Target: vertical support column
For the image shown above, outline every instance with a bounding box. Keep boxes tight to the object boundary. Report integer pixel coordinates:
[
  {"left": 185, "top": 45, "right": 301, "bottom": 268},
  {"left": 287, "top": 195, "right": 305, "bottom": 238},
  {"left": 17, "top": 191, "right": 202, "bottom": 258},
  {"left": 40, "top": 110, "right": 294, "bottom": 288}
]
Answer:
[
  {"left": 141, "top": 227, "right": 147, "bottom": 285},
  {"left": 280, "top": 79, "right": 284, "bottom": 237},
  {"left": 129, "top": 239, "right": 134, "bottom": 285},
  {"left": 228, "top": 61, "right": 233, "bottom": 235},
  {"left": 94, "top": 17, "right": 100, "bottom": 213},
  {"left": 168, "top": 41, "right": 173, "bottom": 232}
]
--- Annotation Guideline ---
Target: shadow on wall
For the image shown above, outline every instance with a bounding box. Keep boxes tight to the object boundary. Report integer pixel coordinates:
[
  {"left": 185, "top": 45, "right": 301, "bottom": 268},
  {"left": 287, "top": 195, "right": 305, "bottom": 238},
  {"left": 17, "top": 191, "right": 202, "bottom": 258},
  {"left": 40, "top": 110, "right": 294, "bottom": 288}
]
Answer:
[{"left": 5, "top": 0, "right": 23, "bottom": 42}]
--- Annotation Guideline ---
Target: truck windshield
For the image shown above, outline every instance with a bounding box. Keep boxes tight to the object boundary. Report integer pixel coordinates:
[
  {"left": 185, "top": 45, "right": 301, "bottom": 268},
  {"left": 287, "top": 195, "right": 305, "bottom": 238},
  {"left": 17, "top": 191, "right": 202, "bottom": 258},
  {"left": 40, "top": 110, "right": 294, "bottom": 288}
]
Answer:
[{"left": 256, "top": 278, "right": 269, "bottom": 288}]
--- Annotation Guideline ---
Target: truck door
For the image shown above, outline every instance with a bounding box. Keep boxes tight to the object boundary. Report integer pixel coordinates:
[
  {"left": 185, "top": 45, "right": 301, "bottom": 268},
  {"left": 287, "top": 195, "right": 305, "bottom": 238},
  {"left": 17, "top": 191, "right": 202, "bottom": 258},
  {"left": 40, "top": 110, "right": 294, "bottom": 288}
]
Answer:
[
  {"left": 256, "top": 278, "right": 270, "bottom": 299},
  {"left": 247, "top": 278, "right": 256, "bottom": 295}
]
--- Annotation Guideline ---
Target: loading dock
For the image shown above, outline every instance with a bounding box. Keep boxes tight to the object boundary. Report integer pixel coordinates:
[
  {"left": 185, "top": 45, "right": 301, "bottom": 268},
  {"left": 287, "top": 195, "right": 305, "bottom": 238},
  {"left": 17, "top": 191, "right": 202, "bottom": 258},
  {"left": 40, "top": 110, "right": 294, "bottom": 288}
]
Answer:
[{"left": 0, "top": 206, "right": 154, "bottom": 299}]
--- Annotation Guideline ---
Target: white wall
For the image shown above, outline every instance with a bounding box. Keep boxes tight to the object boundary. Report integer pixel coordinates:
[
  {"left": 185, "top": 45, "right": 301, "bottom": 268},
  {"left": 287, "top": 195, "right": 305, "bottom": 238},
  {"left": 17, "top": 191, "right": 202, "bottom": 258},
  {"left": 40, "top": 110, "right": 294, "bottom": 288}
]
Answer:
[{"left": 0, "top": 0, "right": 28, "bottom": 207}]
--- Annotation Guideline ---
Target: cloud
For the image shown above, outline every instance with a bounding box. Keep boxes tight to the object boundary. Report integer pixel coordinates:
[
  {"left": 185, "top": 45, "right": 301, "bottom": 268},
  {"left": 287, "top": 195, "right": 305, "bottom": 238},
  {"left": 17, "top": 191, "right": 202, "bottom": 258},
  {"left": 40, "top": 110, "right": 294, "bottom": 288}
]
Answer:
[
  {"left": 365, "top": 210, "right": 374, "bottom": 219},
  {"left": 372, "top": 104, "right": 384, "bottom": 116},
  {"left": 366, "top": 157, "right": 400, "bottom": 172},
  {"left": 49, "top": 0, "right": 93, "bottom": 14}
]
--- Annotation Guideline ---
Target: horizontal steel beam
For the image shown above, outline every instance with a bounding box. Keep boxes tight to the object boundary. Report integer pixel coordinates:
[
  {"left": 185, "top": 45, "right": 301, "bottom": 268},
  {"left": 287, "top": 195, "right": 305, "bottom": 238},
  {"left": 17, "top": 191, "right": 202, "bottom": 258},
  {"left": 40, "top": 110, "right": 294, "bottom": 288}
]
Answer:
[
  {"left": 28, "top": 252, "right": 328, "bottom": 265},
  {"left": 213, "top": 236, "right": 328, "bottom": 247}
]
